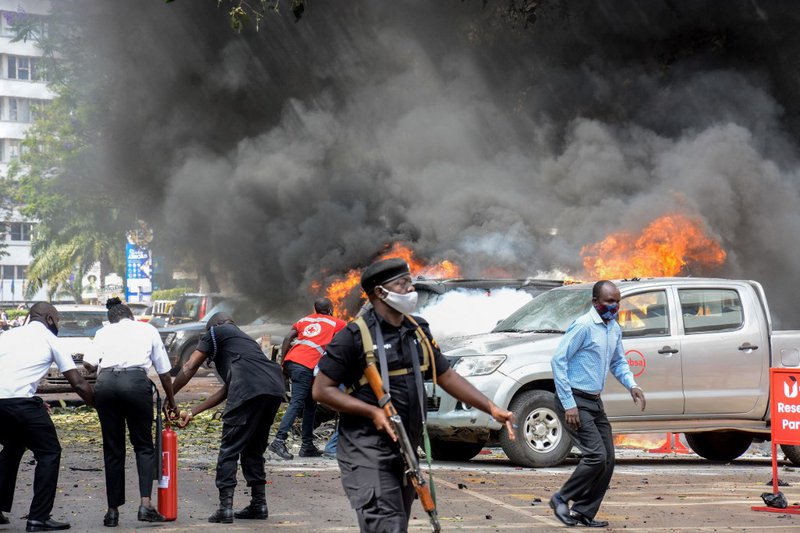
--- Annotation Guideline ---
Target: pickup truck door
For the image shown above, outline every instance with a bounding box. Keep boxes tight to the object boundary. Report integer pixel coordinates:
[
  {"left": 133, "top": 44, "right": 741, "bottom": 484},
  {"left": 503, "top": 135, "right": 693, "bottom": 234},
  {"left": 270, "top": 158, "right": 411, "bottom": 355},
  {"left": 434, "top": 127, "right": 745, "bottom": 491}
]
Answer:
[
  {"left": 677, "top": 286, "right": 766, "bottom": 415},
  {"left": 603, "top": 289, "right": 684, "bottom": 416}
]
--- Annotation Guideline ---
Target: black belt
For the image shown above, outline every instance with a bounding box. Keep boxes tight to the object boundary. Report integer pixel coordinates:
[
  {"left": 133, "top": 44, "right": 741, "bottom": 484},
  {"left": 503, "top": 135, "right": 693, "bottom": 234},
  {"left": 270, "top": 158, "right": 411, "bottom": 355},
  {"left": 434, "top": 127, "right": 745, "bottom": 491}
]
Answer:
[
  {"left": 571, "top": 388, "right": 601, "bottom": 401},
  {"left": 100, "top": 367, "right": 146, "bottom": 373}
]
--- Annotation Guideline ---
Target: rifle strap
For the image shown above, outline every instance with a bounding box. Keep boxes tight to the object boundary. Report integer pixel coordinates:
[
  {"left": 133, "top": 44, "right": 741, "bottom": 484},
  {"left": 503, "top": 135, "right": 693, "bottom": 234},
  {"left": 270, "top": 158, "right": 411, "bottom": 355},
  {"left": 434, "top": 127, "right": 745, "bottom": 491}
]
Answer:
[{"left": 423, "top": 424, "right": 437, "bottom": 504}]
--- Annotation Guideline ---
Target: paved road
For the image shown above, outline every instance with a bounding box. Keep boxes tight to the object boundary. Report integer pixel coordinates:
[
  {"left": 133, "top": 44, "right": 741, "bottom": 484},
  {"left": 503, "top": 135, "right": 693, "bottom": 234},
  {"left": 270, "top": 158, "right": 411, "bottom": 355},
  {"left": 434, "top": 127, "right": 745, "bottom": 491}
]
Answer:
[
  {"left": 9, "top": 379, "right": 799, "bottom": 531},
  {"left": 3, "top": 448, "right": 799, "bottom": 532}
]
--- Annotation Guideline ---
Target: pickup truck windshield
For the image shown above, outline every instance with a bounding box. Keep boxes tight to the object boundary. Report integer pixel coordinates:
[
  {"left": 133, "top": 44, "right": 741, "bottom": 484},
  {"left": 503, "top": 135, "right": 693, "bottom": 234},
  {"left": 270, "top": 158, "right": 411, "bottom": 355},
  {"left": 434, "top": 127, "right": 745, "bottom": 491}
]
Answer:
[{"left": 493, "top": 288, "right": 592, "bottom": 333}]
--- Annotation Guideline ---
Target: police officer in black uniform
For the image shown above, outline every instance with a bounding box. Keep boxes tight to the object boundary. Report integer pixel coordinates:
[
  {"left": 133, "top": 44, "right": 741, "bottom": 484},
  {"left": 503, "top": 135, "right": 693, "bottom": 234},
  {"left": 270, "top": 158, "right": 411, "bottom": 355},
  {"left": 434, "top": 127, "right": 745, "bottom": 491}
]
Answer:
[
  {"left": 171, "top": 312, "right": 285, "bottom": 524},
  {"left": 313, "top": 258, "right": 516, "bottom": 533}
]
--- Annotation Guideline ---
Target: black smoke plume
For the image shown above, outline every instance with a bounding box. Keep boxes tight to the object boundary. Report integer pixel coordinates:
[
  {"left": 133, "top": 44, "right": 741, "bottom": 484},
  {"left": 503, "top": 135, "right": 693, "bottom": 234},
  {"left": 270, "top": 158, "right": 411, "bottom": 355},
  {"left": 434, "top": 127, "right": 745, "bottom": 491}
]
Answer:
[{"left": 56, "top": 1, "right": 800, "bottom": 324}]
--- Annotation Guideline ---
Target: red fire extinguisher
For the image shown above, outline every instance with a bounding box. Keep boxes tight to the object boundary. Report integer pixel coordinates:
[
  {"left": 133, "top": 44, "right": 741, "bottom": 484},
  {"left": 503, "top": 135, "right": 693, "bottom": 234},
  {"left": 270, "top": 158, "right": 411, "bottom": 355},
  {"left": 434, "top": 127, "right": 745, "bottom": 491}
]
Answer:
[
  {"left": 154, "top": 388, "right": 178, "bottom": 521},
  {"left": 158, "top": 423, "right": 178, "bottom": 520}
]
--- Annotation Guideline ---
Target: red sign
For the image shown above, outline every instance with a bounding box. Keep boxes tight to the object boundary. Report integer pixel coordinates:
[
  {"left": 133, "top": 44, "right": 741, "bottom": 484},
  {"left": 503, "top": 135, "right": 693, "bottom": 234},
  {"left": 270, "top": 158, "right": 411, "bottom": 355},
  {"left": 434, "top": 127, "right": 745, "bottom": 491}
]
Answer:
[
  {"left": 625, "top": 349, "right": 646, "bottom": 378},
  {"left": 770, "top": 368, "right": 800, "bottom": 446}
]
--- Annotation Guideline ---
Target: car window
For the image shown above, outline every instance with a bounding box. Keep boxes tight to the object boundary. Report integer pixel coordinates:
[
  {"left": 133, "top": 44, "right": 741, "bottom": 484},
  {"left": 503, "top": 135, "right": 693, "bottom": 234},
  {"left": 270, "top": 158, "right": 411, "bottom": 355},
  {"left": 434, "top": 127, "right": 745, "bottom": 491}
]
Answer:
[
  {"left": 679, "top": 288, "right": 744, "bottom": 334},
  {"left": 172, "top": 296, "right": 202, "bottom": 321},
  {"left": 619, "top": 291, "right": 669, "bottom": 338},
  {"left": 58, "top": 311, "right": 107, "bottom": 337},
  {"left": 494, "top": 288, "right": 592, "bottom": 333}
]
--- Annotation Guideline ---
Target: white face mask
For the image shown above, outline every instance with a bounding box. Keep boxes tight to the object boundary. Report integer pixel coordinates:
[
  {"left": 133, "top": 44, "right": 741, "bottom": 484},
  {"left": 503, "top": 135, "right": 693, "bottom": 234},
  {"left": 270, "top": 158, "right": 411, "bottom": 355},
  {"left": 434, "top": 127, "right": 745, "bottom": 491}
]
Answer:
[{"left": 378, "top": 286, "right": 418, "bottom": 315}]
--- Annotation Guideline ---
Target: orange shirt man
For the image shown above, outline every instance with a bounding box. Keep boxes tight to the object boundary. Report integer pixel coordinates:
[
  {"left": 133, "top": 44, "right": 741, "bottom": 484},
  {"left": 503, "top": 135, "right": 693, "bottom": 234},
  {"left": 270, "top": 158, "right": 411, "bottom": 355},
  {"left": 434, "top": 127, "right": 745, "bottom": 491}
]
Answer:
[{"left": 269, "top": 298, "right": 345, "bottom": 460}]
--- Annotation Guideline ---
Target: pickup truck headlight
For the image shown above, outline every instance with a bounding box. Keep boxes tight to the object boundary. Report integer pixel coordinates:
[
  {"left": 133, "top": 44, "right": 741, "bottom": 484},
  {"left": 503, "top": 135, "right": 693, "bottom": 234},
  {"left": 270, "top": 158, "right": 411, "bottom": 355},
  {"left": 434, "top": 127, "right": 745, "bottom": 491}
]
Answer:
[{"left": 452, "top": 355, "right": 506, "bottom": 377}]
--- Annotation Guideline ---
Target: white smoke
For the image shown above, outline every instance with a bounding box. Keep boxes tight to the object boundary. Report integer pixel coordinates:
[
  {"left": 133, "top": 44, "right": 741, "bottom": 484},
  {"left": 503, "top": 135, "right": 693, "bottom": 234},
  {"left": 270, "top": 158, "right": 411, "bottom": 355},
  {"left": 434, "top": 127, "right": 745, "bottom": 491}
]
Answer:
[{"left": 418, "top": 288, "right": 533, "bottom": 339}]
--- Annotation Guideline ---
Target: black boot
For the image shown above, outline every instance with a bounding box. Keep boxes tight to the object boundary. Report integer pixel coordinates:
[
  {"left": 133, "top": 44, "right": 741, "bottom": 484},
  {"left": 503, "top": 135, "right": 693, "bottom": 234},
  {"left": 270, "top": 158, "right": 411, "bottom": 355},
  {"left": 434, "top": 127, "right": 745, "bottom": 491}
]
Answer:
[
  {"left": 208, "top": 488, "right": 234, "bottom": 524},
  {"left": 234, "top": 484, "right": 268, "bottom": 520}
]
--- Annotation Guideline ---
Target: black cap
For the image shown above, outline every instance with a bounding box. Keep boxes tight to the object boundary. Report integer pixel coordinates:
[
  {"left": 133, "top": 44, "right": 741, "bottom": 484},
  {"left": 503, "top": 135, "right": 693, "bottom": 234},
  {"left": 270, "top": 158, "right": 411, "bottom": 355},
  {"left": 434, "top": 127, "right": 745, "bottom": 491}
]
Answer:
[{"left": 361, "top": 258, "right": 411, "bottom": 293}]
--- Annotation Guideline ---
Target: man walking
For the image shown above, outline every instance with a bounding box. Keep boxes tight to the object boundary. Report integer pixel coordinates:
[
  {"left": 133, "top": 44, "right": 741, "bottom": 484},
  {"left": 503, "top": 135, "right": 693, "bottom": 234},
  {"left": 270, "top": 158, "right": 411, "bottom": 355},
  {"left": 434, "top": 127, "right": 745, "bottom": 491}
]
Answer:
[
  {"left": 313, "top": 258, "right": 515, "bottom": 532},
  {"left": 172, "top": 312, "right": 285, "bottom": 524},
  {"left": 549, "top": 280, "right": 646, "bottom": 528},
  {"left": 269, "top": 298, "right": 345, "bottom": 460},
  {"left": 0, "top": 302, "right": 95, "bottom": 532}
]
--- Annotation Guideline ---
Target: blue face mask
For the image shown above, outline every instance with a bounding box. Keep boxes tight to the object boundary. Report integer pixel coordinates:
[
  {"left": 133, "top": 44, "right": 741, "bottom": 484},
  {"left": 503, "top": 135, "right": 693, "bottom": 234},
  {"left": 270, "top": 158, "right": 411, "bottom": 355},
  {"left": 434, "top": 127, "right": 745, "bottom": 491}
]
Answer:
[{"left": 594, "top": 303, "right": 619, "bottom": 321}]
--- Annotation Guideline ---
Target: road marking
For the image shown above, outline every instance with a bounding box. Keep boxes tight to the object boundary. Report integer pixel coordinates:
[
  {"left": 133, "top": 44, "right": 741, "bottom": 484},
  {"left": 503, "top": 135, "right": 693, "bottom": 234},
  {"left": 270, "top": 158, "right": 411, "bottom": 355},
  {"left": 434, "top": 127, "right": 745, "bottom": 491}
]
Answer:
[{"left": 435, "top": 478, "right": 561, "bottom": 527}]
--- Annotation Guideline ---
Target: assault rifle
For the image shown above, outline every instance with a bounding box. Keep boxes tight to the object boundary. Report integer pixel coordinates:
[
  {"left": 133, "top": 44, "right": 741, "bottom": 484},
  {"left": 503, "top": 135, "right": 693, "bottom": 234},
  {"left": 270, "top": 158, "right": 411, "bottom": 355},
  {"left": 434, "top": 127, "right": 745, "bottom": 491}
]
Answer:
[{"left": 363, "top": 362, "right": 441, "bottom": 533}]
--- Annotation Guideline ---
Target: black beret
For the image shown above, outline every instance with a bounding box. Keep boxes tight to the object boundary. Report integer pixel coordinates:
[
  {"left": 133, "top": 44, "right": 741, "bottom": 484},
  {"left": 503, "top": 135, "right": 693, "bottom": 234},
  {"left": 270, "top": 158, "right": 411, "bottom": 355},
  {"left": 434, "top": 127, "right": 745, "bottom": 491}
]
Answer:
[{"left": 361, "top": 258, "right": 411, "bottom": 292}]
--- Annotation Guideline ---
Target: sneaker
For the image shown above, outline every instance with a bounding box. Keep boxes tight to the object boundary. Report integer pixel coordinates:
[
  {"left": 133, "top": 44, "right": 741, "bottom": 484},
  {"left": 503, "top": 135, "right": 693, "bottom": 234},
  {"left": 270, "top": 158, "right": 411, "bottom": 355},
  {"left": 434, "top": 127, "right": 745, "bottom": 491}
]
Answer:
[
  {"left": 299, "top": 446, "right": 323, "bottom": 457},
  {"left": 322, "top": 451, "right": 337, "bottom": 460},
  {"left": 268, "top": 439, "right": 294, "bottom": 460}
]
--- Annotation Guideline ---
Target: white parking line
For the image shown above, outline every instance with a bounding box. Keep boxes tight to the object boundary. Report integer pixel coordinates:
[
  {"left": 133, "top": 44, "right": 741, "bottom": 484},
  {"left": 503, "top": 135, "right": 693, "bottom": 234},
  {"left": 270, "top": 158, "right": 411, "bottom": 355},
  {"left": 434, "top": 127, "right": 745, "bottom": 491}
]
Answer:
[{"left": 435, "top": 478, "right": 562, "bottom": 528}]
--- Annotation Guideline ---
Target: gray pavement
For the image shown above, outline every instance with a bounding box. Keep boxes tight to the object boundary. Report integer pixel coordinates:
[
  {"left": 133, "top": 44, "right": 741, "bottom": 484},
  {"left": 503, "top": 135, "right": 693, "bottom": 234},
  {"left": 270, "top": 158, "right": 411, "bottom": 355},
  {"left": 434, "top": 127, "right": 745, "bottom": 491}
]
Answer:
[{"left": 2, "top": 447, "right": 800, "bottom": 532}]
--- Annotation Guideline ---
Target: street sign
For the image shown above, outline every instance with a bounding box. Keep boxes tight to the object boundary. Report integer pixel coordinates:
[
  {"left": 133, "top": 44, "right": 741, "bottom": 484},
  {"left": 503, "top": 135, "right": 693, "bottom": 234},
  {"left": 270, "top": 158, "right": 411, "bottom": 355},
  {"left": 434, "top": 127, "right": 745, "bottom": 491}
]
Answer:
[
  {"left": 771, "top": 369, "right": 800, "bottom": 445},
  {"left": 752, "top": 368, "right": 800, "bottom": 514},
  {"left": 125, "top": 241, "right": 152, "bottom": 303}
]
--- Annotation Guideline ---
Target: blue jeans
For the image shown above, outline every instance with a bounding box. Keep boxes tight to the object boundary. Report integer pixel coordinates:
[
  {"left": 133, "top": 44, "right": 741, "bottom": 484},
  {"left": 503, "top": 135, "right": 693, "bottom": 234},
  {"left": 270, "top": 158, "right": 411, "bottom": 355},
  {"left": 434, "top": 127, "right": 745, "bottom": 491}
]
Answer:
[
  {"left": 275, "top": 361, "right": 317, "bottom": 447},
  {"left": 324, "top": 425, "right": 338, "bottom": 455}
]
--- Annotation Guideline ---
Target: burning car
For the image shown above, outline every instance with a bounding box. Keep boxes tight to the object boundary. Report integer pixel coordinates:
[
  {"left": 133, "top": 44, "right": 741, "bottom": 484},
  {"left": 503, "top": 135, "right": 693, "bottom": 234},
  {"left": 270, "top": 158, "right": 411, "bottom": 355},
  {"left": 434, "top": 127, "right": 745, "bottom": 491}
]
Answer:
[{"left": 159, "top": 297, "right": 291, "bottom": 375}]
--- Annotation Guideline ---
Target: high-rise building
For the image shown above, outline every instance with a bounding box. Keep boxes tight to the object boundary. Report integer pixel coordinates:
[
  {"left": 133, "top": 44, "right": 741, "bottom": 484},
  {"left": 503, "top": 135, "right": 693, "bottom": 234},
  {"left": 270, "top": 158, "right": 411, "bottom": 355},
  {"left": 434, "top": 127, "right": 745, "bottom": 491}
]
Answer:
[{"left": 0, "top": 0, "right": 50, "bottom": 303}]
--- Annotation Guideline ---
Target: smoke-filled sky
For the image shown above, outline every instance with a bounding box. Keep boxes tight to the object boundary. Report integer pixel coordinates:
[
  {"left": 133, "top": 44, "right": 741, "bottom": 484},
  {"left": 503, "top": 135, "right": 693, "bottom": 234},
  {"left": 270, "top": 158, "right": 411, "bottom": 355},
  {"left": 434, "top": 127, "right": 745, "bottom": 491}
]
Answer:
[{"left": 61, "top": 1, "right": 800, "bottom": 324}]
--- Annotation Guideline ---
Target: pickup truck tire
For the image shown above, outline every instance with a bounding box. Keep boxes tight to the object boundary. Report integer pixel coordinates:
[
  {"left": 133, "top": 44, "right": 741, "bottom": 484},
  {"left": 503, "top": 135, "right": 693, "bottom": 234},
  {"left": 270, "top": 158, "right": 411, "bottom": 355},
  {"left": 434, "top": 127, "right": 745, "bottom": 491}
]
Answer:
[
  {"left": 780, "top": 444, "right": 800, "bottom": 466},
  {"left": 685, "top": 431, "right": 752, "bottom": 462},
  {"left": 429, "top": 438, "right": 487, "bottom": 462},
  {"left": 500, "top": 390, "right": 572, "bottom": 467}
]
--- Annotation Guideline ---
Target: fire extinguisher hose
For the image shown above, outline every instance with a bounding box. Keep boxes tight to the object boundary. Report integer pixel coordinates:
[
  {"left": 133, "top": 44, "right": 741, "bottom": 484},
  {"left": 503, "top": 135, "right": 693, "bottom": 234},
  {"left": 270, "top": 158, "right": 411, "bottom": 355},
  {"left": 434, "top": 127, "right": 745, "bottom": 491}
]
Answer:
[{"left": 152, "top": 381, "right": 162, "bottom": 482}]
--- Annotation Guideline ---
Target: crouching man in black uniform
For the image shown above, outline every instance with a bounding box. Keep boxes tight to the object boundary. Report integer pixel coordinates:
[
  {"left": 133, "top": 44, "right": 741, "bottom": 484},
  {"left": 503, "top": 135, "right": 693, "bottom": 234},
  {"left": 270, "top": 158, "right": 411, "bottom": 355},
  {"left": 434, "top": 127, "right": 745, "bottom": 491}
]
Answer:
[
  {"left": 0, "top": 302, "right": 95, "bottom": 532},
  {"left": 172, "top": 312, "right": 285, "bottom": 524},
  {"left": 313, "top": 258, "right": 516, "bottom": 533}
]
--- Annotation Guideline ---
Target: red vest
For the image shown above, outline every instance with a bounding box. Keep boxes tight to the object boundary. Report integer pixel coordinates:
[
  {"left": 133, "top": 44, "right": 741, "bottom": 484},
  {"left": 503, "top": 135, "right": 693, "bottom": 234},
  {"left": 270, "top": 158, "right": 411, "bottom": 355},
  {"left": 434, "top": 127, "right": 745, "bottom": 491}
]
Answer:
[{"left": 284, "top": 313, "right": 346, "bottom": 369}]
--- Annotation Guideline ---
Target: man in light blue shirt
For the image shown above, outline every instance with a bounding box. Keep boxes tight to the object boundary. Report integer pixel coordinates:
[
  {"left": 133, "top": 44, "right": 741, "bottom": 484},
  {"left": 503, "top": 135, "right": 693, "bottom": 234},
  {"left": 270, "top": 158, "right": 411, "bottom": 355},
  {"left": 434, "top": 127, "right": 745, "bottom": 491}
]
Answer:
[{"left": 549, "top": 280, "right": 646, "bottom": 528}]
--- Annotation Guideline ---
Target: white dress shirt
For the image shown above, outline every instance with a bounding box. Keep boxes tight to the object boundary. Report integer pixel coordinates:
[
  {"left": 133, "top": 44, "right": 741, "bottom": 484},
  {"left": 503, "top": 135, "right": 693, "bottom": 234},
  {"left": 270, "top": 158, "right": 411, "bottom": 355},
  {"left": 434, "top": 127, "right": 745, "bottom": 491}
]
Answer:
[
  {"left": 84, "top": 318, "right": 171, "bottom": 375},
  {"left": 0, "top": 321, "right": 77, "bottom": 398}
]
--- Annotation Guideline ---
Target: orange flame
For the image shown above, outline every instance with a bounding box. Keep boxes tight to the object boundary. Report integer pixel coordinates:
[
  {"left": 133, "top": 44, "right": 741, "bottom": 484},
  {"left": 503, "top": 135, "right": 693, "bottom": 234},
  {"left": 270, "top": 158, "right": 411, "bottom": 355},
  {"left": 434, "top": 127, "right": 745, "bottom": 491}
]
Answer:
[
  {"left": 318, "top": 243, "right": 462, "bottom": 319},
  {"left": 613, "top": 434, "right": 665, "bottom": 449},
  {"left": 581, "top": 214, "right": 726, "bottom": 279}
]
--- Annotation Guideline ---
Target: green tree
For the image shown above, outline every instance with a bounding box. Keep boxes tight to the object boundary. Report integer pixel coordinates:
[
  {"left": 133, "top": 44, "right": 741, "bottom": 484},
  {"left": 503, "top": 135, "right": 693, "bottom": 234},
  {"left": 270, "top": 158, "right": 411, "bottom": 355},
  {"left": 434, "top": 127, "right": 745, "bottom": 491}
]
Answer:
[{"left": 10, "top": 94, "right": 127, "bottom": 302}]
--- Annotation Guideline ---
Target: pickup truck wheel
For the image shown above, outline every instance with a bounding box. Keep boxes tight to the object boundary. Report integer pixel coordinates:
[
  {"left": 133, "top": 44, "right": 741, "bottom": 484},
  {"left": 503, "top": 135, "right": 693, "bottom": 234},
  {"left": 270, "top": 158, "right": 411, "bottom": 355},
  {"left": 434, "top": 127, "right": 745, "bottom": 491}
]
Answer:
[
  {"left": 780, "top": 444, "right": 800, "bottom": 466},
  {"left": 685, "top": 431, "right": 752, "bottom": 462},
  {"left": 429, "top": 438, "right": 487, "bottom": 462},
  {"left": 500, "top": 390, "right": 572, "bottom": 467}
]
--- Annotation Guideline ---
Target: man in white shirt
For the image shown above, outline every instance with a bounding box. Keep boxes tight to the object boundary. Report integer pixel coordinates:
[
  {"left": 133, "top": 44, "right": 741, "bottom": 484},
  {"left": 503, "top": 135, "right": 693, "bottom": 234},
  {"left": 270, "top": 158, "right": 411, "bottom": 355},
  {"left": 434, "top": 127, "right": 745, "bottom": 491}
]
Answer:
[
  {"left": 83, "top": 298, "right": 177, "bottom": 527},
  {"left": 0, "top": 302, "right": 95, "bottom": 532}
]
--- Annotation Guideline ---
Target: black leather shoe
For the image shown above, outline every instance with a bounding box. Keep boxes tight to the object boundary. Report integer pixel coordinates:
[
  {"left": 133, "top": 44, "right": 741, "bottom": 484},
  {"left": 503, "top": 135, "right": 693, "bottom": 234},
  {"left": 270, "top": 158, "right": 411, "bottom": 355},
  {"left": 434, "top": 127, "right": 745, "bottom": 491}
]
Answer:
[
  {"left": 570, "top": 510, "right": 608, "bottom": 528},
  {"left": 137, "top": 505, "right": 165, "bottom": 522},
  {"left": 268, "top": 440, "right": 294, "bottom": 460},
  {"left": 25, "top": 518, "right": 71, "bottom": 531},
  {"left": 103, "top": 509, "right": 119, "bottom": 527},
  {"left": 549, "top": 493, "right": 577, "bottom": 527},
  {"left": 299, "top": 446, "right": 323, "bottom": 457},
  {"left": 0, "top": 511, "right": 9, "bottom": 525}
]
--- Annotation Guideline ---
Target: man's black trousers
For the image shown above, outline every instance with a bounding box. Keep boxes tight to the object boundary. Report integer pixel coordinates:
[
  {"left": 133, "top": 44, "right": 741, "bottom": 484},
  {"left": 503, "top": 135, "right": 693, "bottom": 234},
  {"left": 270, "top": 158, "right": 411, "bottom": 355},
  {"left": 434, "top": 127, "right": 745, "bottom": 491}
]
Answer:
[
  {"left": 95, "top": 368, "right": 156, "bottom": 508},
  {"left": 216, "top": 395, "right": 281, "bottom": 491},
  {"left": 554, "top": 395, "right": 615, "bottom": 520},
  {"left": 0, "top": 397, "right": 62, "bottom": 521},
  {"left": 339, "top": 459, "right": 416, "bottom": 533}
]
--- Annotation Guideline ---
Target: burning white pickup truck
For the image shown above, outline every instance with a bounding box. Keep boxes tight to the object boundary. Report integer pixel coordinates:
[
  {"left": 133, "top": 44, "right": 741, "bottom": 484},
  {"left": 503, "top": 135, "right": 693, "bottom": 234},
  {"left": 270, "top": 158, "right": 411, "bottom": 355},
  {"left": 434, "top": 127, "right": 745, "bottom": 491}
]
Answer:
[{"left": 425, "top": 277, "right": 800, "bottom": 467}]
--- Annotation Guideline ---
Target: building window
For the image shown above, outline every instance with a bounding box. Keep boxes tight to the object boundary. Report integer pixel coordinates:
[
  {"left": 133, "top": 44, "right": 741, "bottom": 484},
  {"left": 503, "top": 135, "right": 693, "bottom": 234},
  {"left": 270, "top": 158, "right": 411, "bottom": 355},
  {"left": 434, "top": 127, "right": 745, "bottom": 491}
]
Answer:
[
  {"left": 16, "top": 265, "right": 26, "bottom": 279},
  {"left": 7, "top": 98, "right": 34, "bottom": 122},
  {"left": 8, "top": 222, "right": 33, "bottom": 241},
  {"left": 7, "top": 55, "right": 41, "bottom": 81},
  {"left": 5, "top": 139, "right": 20, "bottom": 161},
  {"left": 1, "top": 265, "right": 14, "bottom": 280}
]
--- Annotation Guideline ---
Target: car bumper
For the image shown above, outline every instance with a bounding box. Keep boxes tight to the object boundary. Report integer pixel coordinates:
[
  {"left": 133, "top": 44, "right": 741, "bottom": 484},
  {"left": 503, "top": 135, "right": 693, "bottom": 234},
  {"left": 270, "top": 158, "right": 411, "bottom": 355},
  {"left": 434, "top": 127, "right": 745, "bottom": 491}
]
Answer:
[
  {"left": 425, "top": 373, "right": 505, "bottom": 441},
  {"left": 37, "top": 365, "right": 96, "bottom": 394}
]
